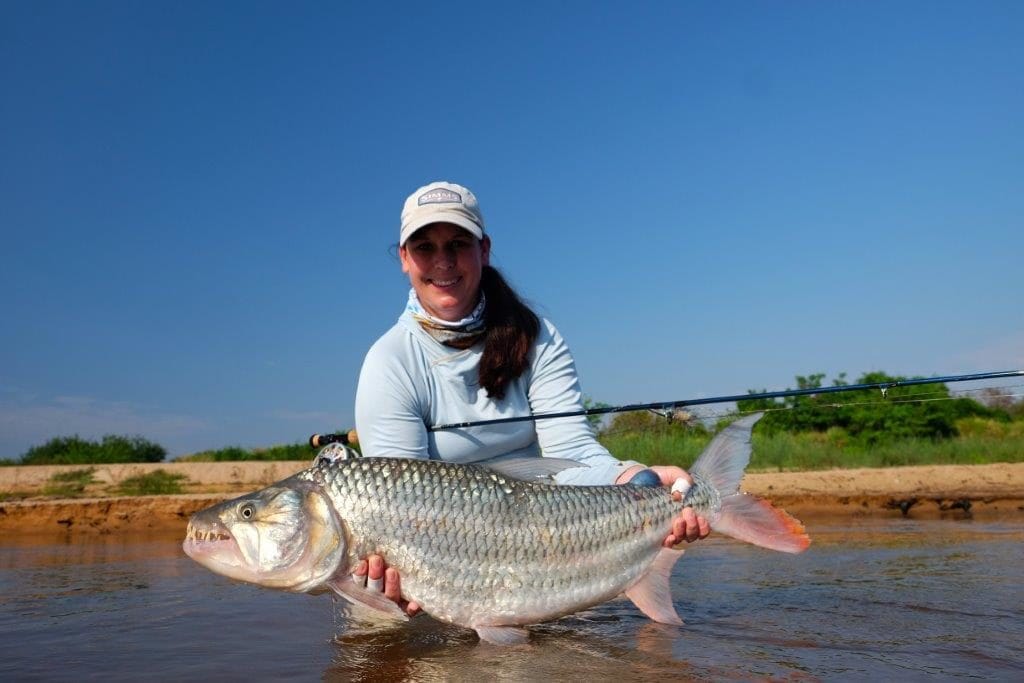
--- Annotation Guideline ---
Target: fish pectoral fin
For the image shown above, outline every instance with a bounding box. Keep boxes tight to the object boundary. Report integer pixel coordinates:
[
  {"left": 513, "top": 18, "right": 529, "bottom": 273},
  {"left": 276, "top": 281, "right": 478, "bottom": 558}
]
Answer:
[
  {"left": 474, "top": 625, "right": 531, "bottom": 646},
  {"left": 327, "top": 576, "right": 409, "bottom": 621},
  {"left": 624, "top": 547, "right": 685, "bottom": 626}
]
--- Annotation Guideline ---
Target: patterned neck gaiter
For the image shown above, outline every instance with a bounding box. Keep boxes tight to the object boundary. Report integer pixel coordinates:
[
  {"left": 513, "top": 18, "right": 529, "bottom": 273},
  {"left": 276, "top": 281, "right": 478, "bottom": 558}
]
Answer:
[{"left": 406, "top": 288, "right": 487, "bottom": 349}]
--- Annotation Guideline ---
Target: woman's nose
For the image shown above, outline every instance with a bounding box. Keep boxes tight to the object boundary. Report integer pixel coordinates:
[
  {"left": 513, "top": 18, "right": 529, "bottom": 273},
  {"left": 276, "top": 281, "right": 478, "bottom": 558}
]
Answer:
[{"left": 435, "top": 246, "right": 457, "bottom": 267}]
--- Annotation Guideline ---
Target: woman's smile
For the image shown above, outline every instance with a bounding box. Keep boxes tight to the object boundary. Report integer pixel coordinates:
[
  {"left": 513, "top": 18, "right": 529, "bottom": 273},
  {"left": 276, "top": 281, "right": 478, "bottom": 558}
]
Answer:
[{"left": 400, "top": 222, "right": 490, "bottom": 321}]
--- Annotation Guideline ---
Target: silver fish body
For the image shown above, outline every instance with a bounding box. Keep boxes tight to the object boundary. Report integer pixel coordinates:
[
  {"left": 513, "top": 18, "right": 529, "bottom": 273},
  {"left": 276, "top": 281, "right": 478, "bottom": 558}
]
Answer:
[
  {"left": 301, "top": 456, "right": 677, "bottom": 628},
  {"left": 183, "top": 413, "right": 808, "bottom": 644}
]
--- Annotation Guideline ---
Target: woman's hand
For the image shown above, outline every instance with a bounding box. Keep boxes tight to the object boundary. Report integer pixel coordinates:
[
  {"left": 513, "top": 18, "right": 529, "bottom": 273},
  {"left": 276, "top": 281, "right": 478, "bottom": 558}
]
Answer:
[
  {"left": 617, "top": 464, "right": 711, "bottom": 547},
  {"left": 352, "top": 554, "right": 421, "bottom": 617}
]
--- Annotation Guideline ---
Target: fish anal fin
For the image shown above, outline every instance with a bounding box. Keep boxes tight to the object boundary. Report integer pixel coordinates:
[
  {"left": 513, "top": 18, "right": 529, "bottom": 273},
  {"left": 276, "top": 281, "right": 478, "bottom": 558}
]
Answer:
[
  {"left": 327, "top": 576, "right": 409, "bottom": 621},
  {"left": 624, "top": 547, "right": 685, "bottom": 626},
  {"left": 475, "top": 625, "right": 530, "bottom": 645},
  {"left": 715, "top": 494, "right": 811, "bottom": 554}
]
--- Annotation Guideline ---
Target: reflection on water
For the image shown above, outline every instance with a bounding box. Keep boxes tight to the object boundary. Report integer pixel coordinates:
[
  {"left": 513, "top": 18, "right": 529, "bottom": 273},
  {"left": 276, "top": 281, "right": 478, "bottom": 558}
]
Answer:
[{"left": 1, "top": 519, "right": 1022, "bottom": 681}]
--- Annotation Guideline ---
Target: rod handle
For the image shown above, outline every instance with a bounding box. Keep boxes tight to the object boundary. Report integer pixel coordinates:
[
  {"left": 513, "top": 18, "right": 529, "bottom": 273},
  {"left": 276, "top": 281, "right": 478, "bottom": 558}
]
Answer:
[{"left": 309, "top": 430, "right": 359, "bottom": 448}]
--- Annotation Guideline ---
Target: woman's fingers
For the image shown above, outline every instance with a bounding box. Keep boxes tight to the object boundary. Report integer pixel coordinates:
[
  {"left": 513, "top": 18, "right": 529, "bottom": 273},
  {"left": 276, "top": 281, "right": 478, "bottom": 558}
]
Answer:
[
  {"left": 663, "top": 508, "right": 711, "bottom": 546},
  {"left": 385, "top": 568, "right": 422, "bottom": 616},
  {"left": 352, "top": 558, "right": 368, "bottom": 584},
  {"left": 367, "top": 554, "right": 385, "bottom": 591},
  {"left": 696, "top": 514, "right": 711, "bottom": 539},
  {"left": 384, "top": 567, "right": 401, "bottom": 602},
  {"left": 357, "top": 555, "right": 420, "bottom": 616}
]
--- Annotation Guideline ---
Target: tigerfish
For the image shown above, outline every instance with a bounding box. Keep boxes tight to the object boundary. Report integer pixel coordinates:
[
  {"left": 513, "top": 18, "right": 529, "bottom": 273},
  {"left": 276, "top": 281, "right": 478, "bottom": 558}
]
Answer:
[{"left": 182, "top": 413, "right": 808, "bottom": 645}]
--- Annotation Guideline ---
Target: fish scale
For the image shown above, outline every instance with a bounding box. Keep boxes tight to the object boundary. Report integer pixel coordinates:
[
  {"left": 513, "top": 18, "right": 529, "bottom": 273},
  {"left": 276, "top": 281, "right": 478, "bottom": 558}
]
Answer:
[{"left": 301, "top": 457, "right": 677, "bottom": 626}]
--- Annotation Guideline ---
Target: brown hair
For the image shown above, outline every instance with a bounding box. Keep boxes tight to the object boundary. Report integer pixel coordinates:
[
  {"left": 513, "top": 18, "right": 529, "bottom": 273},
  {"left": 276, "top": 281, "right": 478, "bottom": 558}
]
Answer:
[{"left": 479, "top": 265, "right": 540, "bottom": 400}]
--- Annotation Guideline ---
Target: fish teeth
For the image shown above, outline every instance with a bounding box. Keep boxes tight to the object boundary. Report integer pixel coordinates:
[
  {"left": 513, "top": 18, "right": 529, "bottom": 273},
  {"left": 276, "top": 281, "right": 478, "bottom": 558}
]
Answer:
[{"left": 184, "top": 523, "right": 230, "bottom": 543}]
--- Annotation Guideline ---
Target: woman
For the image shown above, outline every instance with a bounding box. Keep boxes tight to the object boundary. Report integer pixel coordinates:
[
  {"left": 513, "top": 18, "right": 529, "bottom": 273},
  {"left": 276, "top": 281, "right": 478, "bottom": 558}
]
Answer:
[{"left": 353, "top": 181, "right": 709, "bottom": 615}]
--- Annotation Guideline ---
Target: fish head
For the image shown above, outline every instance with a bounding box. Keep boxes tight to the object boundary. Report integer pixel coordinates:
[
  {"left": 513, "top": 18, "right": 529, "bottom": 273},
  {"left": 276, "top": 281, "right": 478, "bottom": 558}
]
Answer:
[{"left": 183, "top": 480, "right": 346, "bottom": 592}]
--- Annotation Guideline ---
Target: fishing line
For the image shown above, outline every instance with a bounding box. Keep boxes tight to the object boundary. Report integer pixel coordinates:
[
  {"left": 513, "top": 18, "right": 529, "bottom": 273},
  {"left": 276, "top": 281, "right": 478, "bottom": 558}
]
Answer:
[
  {"left": 596, "top": 383, "right": 1024, "bottom": 440},
  {"left": 427, "top": 369, "right": 1024, "bottom": 432},
  {"left": 308, "top": 370, "right": 1023, "bottom": 446}
]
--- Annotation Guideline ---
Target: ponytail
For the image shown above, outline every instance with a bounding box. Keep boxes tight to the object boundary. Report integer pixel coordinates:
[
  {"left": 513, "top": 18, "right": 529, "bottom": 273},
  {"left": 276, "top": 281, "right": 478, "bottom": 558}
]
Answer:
[{"left": 479, "top": 265, "right": 540, "bottom": 400}]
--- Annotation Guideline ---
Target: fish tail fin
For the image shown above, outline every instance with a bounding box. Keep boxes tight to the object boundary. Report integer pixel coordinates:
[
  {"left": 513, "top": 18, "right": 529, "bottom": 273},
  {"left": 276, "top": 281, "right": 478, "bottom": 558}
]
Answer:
[
  {"left": 689, "top": 413, "right": 764, "bottom": 496},
  {"left": 687, "top": 412, "right": 810, "bottom": 553},
  {"left": 712, "top": 494, "right": 810, "bottom": 554}
]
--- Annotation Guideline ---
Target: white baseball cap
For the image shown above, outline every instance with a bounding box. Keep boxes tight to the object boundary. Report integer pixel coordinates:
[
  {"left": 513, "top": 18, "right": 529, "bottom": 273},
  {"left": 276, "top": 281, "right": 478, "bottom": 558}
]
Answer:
[{"left": 400, "top": 181, "right": 485, "bottom": 246}]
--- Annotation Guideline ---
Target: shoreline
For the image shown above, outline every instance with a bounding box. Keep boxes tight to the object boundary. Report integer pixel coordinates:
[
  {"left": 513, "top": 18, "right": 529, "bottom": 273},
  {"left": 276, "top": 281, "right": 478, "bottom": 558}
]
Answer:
[{"left": 1, "top": 462, "right": 1021, "bottom": 535}]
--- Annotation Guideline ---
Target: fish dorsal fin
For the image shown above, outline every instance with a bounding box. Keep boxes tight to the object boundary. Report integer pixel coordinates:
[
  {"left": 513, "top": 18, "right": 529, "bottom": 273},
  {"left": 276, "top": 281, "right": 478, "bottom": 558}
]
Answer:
[
  {"left": 624, "top": 547, "right": 685, "bottom": 625},
  {"left": 690, "top": 412, "right": 763, "bottom": 495},
  {"left": 474, "top": 625, "right": 531, "bottom": 645},
  {"left": 474, "top": 455, "right": 586, "bottom": 482}
]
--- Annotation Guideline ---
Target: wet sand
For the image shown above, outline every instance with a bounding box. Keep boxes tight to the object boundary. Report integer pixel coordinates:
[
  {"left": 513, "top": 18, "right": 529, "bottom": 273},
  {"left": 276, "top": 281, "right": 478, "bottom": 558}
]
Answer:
[{"left": 1, "top": 461, "right": 1021, "bottom": 534}]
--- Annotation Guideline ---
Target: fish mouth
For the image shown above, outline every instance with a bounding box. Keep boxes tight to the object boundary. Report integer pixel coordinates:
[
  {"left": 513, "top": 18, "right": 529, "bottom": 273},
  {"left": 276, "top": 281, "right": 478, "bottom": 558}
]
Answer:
[
  {"left": 184, "top": 521, "right": 233, "bottom": 544},
  {"left": 182, "top": 518, "right": 238, "bottom": 560}
]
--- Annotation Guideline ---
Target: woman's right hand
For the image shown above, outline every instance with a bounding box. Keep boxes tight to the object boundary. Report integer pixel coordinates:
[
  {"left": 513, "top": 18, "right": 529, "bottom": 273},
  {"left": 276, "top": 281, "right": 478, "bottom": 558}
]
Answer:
[{"left": 352, "top": 554, "right": 421, "bottom": 617}]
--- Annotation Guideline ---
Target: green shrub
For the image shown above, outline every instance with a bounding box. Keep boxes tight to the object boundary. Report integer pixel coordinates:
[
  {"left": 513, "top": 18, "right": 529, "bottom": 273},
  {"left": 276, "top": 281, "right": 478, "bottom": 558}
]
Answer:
[
  {"left": 41, "top": 468, "right": 97, "bottom": 497},
  {"left": 738, "top": 371, "right": 1007, "bottom": 446},
  {"left": 117, "top": 470, "right": 188, "bottom": 496},
  {"left": 178, "top": 442, "right": 314, "bottom": 462},
  {"left": 955, "top": 416, "right": 1024, "bottom": 439},
  {"left": 21, "top": 435, "right": 166, "bottom": 465}
]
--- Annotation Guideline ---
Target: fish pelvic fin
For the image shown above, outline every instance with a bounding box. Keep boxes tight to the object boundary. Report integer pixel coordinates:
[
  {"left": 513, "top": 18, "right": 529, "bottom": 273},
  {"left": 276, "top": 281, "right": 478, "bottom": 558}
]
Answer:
[
  {"left": 475, "top": 625, "right": 530, "bottom": 646},
  {"left": 714, "top": 494, "right": 810, "bottom": 554},
  {"left": 624, "top": 547, "right": 685, "bottom": 626}
]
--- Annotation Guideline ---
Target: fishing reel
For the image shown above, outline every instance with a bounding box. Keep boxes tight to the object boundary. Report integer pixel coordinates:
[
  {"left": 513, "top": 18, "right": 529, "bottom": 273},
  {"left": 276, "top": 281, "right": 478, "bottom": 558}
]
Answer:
[{"left": 314, "top": 443, "right": 361, "bottom": 465}]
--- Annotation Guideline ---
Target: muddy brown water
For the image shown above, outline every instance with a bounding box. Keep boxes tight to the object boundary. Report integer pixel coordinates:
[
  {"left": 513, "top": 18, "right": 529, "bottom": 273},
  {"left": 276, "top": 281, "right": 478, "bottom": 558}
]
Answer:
[{"left": 1, "top": 516, "right": 1021, "bottom": 681}]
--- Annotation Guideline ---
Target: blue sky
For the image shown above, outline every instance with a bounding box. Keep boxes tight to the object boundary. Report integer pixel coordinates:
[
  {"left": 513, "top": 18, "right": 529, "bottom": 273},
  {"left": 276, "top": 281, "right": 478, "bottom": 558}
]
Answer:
[{"left": 2, "top": 1, "right": 1022, "bottom": 459}]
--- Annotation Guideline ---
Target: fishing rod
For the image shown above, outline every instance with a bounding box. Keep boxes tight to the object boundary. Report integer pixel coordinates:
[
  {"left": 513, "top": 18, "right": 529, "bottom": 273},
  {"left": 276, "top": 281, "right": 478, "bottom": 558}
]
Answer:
[
  {"left": 429, "top": 369, "right": 1024, "bottom": 431},
  {"left": 306, "top": 370, "right": 1023, "bottom": 445}
]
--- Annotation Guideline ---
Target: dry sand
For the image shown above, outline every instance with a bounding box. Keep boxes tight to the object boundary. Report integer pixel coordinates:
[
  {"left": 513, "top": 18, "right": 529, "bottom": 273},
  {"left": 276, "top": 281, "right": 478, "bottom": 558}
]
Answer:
[{"left": 1, "top": 461, "right": 1021, "bottom": 535}]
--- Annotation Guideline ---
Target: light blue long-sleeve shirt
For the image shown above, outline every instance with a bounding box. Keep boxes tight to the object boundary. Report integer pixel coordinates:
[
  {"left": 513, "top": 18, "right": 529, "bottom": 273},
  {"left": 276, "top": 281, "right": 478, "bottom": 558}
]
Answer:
[{"left": 354, "top": 310, "right": 640, "bottom": 485}]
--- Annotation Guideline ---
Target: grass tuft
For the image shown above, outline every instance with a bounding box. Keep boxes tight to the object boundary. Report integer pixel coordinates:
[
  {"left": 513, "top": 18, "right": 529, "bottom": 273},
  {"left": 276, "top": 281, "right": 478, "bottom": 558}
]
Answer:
[
  {"left": 42, "top": 468, "right": 97, "bottom": 497},
  {"left": 116, "top": 470, "right": 189, "bottom": 496}
]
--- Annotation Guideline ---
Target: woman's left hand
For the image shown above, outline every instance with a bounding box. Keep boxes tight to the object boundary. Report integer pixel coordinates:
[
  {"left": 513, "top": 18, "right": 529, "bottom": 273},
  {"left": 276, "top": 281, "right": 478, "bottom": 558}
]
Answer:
[{"left": 617, "top": 465, "right": 711, "bottom": 547}]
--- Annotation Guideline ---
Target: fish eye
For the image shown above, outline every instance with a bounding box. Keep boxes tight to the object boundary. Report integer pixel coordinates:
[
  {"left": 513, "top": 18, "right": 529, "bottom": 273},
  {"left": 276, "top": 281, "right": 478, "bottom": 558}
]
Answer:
[{"left": 240, "top": 504, "right": 255, "bottom": 519}]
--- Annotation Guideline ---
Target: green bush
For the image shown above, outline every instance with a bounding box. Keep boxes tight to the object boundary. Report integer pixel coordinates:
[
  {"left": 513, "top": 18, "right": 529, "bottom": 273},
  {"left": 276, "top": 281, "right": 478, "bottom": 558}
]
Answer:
[
  {"left": 20, "top": 435, "right": 166, "bottom": 465},
  {"left": 737, "top": 371, "right": 1007, "bottom": 446},
  {"left": 42, "top": 468, "right": 97, "bottom": 497},
  {"left": 117, "top": 470, "right": 188, "bottom": 496},
  {"left": 177, "top": 442, "right": 314, "bottom": 462}
]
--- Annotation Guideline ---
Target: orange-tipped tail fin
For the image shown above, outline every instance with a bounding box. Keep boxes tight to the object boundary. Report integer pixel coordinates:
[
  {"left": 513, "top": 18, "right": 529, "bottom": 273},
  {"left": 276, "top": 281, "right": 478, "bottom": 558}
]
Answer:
[{"left": 713, "top": 494, "right": 810, "bottom": 554}]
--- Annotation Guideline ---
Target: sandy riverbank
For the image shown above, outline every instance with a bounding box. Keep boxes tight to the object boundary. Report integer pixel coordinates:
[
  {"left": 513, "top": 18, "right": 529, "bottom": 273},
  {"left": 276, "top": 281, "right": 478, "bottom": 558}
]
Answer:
[{"left": 1, "top": 462, "right": 1021, "bottom": 535}]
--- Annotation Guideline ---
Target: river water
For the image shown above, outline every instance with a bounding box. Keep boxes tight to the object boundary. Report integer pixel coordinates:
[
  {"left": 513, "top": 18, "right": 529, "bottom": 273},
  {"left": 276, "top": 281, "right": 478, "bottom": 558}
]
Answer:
[{"left": 1, "top": 516, "right": 1021, "bottom": 681}]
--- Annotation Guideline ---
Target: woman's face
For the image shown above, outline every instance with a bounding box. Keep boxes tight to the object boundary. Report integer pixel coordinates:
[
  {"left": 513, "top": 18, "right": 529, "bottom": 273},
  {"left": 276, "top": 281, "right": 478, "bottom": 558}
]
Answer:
[{"left": 400, "top": 222, "right": 491, "bottom": 321}]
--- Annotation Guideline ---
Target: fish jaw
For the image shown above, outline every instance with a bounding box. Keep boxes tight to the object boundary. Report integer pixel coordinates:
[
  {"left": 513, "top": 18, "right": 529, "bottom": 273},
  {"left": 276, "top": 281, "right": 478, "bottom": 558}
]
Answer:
[
  {"left": 182, "top": 481, "right": 348, "bottom": 592},
  {"left": 183, "top": 513, "right": 255, "bottom": 583}
]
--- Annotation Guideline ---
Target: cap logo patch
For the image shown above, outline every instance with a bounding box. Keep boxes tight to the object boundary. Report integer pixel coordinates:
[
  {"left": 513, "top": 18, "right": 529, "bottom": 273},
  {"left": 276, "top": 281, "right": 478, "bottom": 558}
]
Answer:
[{"left": 418, "top": 188, "right": 462, "bottom": 206}]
